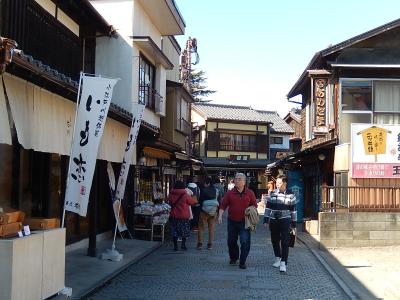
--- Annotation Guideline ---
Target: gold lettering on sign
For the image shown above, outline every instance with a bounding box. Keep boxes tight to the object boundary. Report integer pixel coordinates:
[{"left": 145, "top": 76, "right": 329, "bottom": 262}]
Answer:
[{"left": 315, "top": 78, "right": 327, "bottom": 127}]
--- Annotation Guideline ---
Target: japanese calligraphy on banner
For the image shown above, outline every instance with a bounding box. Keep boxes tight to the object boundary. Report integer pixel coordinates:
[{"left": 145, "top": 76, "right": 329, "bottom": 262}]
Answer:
[
  {"left": 351, "top": 123, "right": 400, "bottom": 178},
  {"left": 65, "top": 74, "right": 119, "bottom": 216},
  {"left": 107, "top": 162, "right": 127, "bottom": 232},
  {"left": 115, "top": 103, "right": 145, "bottom": 200}
]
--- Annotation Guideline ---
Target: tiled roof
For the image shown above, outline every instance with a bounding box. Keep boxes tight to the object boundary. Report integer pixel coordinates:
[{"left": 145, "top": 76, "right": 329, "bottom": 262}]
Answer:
[{"left": 193, "top": 103, "right": 294, "bottom": 134}]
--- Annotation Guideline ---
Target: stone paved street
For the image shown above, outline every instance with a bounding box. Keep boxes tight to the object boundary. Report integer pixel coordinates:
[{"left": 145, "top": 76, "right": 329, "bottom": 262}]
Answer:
[{"left": 86, "top": 218, "right": 349, "bottom": 300}]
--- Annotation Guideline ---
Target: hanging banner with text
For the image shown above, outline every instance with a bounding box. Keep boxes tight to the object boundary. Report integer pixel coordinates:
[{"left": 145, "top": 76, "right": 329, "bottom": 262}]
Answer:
[
  {"left": 351, "top": 123, "right": 400, "bottom": 178},
  {"left": 64, "top": 74, "right": 119, "bottom": 216},
  {"left": 107, "top": 162, "right": 127, "bottom": 232},
  {"left": 115, "top": 103, "right": 145, "bottom": 200}
]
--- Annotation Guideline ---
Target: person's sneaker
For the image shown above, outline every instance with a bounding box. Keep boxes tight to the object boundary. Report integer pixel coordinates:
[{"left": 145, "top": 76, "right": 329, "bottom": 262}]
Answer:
[
  {"left": 229, "top": 259, "right": 237, "bottom": 265},
  {"left": 196, "top": 243, "right": 202, "bottom": 250},
  {"left": 192, "top": 227, "right": 199, "bottom": 232},
  {"left": 177, "top": 238, "right": 182, "bottom": 242},
  {"left": 272, "top": 257, "right": 281, "bottom": 268},
  {"left": 279, "top": 261, "right": 286, "bottom": 272},
  {"left": 207, "top": 243, "right": 212, "bottom": 250},
  {"left": 239, "top": 263, "right": 247, "bottom": 269}
]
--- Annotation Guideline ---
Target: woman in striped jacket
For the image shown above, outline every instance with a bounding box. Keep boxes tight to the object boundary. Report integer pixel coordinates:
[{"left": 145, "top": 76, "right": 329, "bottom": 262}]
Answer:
[{"left": 263, "top": 174, "right": 297, "bottom": 273}]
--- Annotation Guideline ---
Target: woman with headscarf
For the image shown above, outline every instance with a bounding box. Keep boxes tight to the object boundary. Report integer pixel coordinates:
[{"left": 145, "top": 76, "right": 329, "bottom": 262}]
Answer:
[{"left": 168, "top": 180, "right": 197, "bottom": 251}]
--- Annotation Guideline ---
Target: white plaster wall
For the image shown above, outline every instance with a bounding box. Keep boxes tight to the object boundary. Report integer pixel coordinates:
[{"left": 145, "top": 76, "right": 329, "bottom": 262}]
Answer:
[
  {"left": 163, "top": 37, "right": 181, "bottom": 82},
  {"left": 270, "top": 134, "right": 290, "bottom": 149},
  {"left": 133, "top": 1, "right": 162, "bottom": 46},
  {"left": 191, "top": 109, "right": 206, "bottom": 126},
  {"left": 90, "top": 0, "right": 134, "bottom": 43},
  {"left": 95, "top": 35, "right": 134, "bottom": 111},
  {"left": 157, "top": 66, "right": 167, "bottom": 116}
]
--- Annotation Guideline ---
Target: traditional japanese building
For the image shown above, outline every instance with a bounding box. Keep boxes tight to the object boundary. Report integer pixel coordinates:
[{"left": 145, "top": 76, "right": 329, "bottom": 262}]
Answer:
[
  {"left": 191, "top": 103, "right": 293, "bottom": 198},
  {"left": 272, "top": 18, "right": 400, "bottom": 247}
]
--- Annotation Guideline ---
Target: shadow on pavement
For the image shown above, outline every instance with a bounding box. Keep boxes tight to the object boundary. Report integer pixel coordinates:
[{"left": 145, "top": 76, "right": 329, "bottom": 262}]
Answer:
[{"left": 298, "top": 231, "right": 378, "bottom": 300}]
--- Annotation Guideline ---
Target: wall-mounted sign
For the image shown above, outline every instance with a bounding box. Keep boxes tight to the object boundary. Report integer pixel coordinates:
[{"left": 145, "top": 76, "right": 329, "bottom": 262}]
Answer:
[
  {"left": 351, "top": 124, "right": 400, "bottom": 178},
  {"left": 313, "top": 78, "right": 328, "bottom": 134},
  {"left": 228, "top": 154, "right": 250, "bottom": 162}
]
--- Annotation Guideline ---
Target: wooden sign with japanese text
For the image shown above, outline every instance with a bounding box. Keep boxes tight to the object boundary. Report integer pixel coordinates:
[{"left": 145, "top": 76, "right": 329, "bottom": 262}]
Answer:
[{"left": 352, "top": 124, "right": 400, "bottom": 178}]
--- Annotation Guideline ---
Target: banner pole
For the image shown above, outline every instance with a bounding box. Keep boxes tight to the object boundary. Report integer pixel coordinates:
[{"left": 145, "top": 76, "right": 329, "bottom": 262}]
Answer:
[{"left": 61, "top": 72, "right": 84, "bottom": 228}]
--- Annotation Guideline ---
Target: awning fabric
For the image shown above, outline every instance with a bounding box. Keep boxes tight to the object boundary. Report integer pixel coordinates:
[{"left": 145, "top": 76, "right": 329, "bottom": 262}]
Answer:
[
  {"left": 143, "top": 146, "right": 171, "bottom": 159},
  {"left": 3, "top": 73, "right": 132, "bottom": 163},
  {"left": 0, "top": 78, "right": 11, "bottom": 145},
  {"left": 175, "top": 152, "right": 189, "bottom": 161}
]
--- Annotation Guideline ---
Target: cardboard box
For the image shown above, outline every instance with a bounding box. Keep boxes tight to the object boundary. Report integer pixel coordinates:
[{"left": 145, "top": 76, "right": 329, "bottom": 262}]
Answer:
[
  {"left": 0, "top": 209, "right": 25, "bottom": 225},
  {"left": 24, "top": 218, "right": 60, "bottom": 230},
  {"left": 0, "top": 222, "right": 22, "bottom": 237}
]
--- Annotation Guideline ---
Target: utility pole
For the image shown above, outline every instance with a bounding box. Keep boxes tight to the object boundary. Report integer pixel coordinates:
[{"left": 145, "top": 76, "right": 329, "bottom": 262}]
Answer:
[{"left": 180, "top": 37, "right": 199, "bottom": 92}]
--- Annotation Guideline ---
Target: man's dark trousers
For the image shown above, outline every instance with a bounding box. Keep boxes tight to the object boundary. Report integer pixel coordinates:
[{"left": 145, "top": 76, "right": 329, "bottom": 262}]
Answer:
[{"left": 227, "top": 219, "right": 251, "bottom": 265}]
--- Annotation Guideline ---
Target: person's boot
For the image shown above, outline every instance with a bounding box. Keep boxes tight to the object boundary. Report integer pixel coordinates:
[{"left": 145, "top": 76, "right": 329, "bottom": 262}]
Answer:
[
  {"left": 173, "top": 237, "right": 178, "bottom": 251},
  {"left": 181, "top": 238, "right": 187, "bottom": 250}
]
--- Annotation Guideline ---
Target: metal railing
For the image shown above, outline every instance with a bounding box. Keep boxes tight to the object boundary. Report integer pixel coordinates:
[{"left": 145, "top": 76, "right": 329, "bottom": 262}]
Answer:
[
  {"left": 139, "top": 85, "right": 163, "bottom": 113},
  {"left": 321, "top": 185, "right": 400, "bottom": 212}
]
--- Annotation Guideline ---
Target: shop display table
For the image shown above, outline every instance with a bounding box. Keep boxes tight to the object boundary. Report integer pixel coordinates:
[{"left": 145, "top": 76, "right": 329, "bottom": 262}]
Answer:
[
  {"left": 0, "top": 228, "right": 65, "bottom": 300},
  {"left": 133, "top": 213, "right": 166, "bottom": 243},
  {"left": 134, "top": 202, "right": 170, "bottom": 242}
]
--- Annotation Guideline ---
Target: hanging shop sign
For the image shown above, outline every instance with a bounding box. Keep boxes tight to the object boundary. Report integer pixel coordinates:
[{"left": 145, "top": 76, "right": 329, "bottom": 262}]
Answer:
[
  {"left": 64, "top": 74, "right": 119, "bottom": 217},
  {"left": 313, "top": 78, "right": 329, "bottom": 134},
  {"left": 351, "top": 123, "right": 400, "bottom": 178},
  {"left": 115, "top": 103, "right": 145, "bottom": 201}
]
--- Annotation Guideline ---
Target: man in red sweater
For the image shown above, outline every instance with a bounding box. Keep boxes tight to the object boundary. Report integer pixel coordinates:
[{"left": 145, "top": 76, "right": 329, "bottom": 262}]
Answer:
[{"left": 218, "top": 173, "right": 257, "bottom": 269}]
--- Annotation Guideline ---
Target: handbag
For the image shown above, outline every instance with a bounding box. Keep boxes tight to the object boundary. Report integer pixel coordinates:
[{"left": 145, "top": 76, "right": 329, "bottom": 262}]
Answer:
[{"left": 289, "top": 228, "right": 296, "bottom": 248}]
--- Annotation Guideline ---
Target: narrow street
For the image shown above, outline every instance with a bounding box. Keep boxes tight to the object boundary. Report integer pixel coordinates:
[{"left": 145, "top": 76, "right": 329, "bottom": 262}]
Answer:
[{"left": 85, "top": 217, "right": 349, "bottom": 300}]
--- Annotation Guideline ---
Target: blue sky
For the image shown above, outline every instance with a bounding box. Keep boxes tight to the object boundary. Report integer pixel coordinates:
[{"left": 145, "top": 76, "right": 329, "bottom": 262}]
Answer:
[{"left": 175, "top": 0, "right": 400, "bottom": 117}]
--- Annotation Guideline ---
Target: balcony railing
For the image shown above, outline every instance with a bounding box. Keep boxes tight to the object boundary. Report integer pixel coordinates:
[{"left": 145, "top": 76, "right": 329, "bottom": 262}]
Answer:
[
  {"left": 139, "top": 85, "right": 163, "bottom": 114},
  {"left": 321, "top": 185, "right": 400, "bottom": 212}
]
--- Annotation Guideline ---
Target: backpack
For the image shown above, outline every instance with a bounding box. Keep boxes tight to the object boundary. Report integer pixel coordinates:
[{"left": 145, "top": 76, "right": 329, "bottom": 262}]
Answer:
[{"left": 201, "top": 189, "right": 219, "bottom": 216}]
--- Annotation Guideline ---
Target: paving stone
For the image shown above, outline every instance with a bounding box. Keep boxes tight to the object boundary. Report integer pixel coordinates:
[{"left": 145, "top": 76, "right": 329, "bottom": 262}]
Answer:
[{"left": 86, "top": 218, "right": 349, "bottom": 300}]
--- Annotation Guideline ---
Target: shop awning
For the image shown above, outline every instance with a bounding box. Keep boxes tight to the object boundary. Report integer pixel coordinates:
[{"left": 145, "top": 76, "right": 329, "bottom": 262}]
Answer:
[
  {"left": 0, "top": 80, "right": 12, "bottom": 145},
  {"left": 143, "top": 146, "right": 171, "bottom": 159},
  {"left": 175, "top": 152, "right": 189, "bottom": 161},
  {"left": 3, "top": 73, "right": 132, "bottom": 163}
]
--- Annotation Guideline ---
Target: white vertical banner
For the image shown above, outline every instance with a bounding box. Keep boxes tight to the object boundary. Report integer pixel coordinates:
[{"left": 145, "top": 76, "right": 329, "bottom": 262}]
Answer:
[
  {"left": 64, "top": 74, "right": 119, "bottom": 216},
  {"left": 107, "top": 161, "right": 127, "bottom": 232},
  {"left": 115, "top": 103, "right": 145, "bottom": 200}
]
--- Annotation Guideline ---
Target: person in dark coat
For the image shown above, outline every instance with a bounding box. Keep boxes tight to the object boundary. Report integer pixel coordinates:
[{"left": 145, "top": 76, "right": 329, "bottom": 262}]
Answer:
[{"left": 168, "top": 180, "right": 197, "bottom": 251}]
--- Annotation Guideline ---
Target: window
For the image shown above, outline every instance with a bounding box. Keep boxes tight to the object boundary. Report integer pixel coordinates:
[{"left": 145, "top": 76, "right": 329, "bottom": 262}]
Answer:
[
  {"left": 341, "top": 81, "right": 372, "bottom": 111},
  {"left": 176, "top": 98, "right": 191, "bottom": 135},
  {"left": 219, "top": 133, "right": 256, "bottom": 152},
  {"left": 270, "top": 136, "right": 283, "bottom": 144},
  {"left": 373, "top": 81, "right": 400, "bottom": 124},
  {"left": 139, "top": 55, "right": 155, "bottom": 108},
  {"left": 340, "top": 79, "right": 400, "bottom": 143},
  {"left": 340, "top": 80, "right": 372, "bottom": 143}
]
